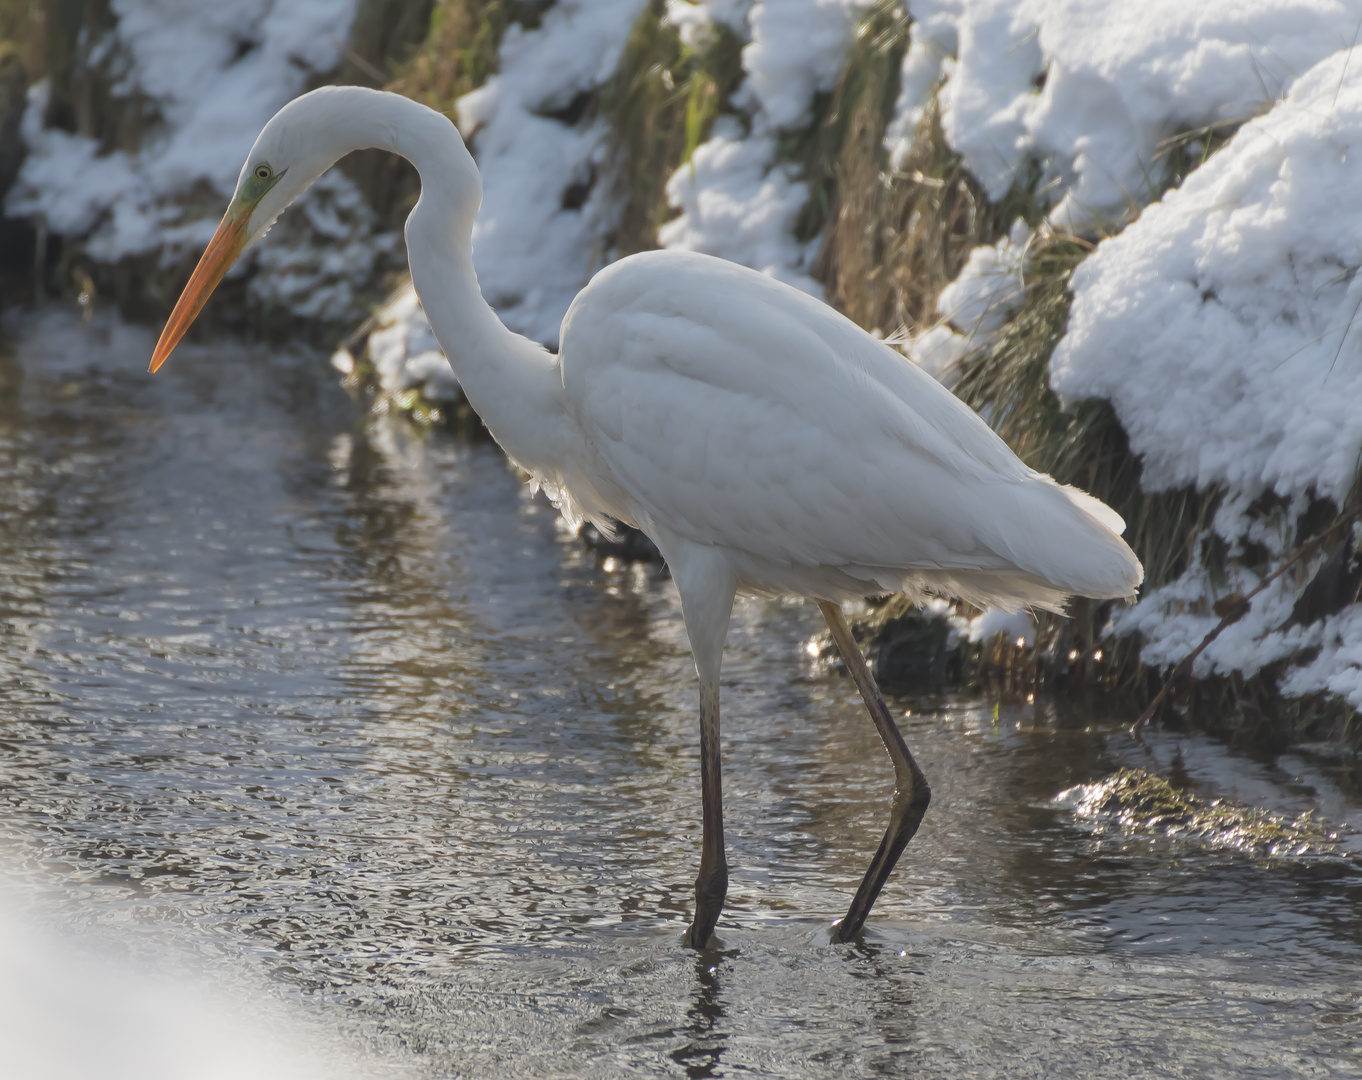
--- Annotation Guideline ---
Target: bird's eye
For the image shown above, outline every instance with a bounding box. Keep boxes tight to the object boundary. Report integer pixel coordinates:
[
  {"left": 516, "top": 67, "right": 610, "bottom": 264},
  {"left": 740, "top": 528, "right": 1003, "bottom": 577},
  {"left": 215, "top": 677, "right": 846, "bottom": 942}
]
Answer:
[{"left": 253, "top": 164, "right": 272, "bottom": 181}]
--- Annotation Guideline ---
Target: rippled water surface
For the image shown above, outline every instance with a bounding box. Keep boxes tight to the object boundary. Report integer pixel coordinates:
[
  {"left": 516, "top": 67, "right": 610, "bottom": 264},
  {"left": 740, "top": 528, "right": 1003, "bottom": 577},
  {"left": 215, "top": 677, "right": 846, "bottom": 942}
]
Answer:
[{"left": 2, "top": 311, "right": 1361, "bottom": 1078}]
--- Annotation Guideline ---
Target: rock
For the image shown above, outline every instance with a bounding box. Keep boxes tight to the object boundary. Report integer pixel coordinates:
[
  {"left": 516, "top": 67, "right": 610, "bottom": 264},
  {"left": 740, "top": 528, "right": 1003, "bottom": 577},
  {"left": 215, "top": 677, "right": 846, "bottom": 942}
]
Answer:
[
  {"left": 577, "top": 521, "right": 664, "bottom": 563},
  {"left": 872, "top": 608, "right": 952, "bottom": 690}
]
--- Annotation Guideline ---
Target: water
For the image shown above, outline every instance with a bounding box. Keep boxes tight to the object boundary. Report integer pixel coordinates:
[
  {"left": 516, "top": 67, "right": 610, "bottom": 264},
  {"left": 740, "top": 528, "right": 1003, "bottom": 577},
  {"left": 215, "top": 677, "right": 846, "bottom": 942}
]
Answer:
[{"left": 1, "top": 309, "right": 1360, "bottom": 1078}]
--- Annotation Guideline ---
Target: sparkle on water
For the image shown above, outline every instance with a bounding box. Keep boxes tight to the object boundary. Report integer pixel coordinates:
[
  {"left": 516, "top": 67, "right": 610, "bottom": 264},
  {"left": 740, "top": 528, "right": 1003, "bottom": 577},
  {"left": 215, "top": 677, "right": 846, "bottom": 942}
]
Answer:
[{"left": 1, "top": 310, "right": 1361, "bottom": 1079}]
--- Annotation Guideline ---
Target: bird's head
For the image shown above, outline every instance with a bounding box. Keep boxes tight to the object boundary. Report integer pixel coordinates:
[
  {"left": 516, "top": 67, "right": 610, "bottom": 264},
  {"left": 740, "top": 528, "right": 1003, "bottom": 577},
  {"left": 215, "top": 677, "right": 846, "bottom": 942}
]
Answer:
[
  {"left": 147, "top": 101, "right": 332, "bottom": 373},
  {"left": 148, "top": 85, "right": 477, "bottom": 374}
]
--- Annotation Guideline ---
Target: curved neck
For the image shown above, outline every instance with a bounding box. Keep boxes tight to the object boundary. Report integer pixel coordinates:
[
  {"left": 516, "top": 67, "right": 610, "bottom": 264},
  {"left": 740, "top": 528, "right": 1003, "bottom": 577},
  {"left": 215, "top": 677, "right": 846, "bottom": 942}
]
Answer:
[{"left": 289, "top": 88, "right": 568, "bottom": 477}]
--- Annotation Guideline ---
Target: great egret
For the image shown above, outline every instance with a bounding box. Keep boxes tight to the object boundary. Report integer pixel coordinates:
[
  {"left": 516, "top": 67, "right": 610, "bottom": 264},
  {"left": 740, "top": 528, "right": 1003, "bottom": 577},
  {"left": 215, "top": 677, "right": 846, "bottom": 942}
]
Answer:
[{"left": 150, "top": 86, "right": 1142, "bottom": 949}]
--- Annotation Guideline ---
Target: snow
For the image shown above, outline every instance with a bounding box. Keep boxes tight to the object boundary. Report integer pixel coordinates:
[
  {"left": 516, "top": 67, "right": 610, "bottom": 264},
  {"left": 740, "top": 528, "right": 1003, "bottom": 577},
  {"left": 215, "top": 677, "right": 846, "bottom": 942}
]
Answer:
[
  {"left": 4, "top": 0, "right": 396, "bottom": 321},
  {"left": 656, "top": 0, "right": 866, "bottom": 292},
  {"left": 898, "top": 219, "right": 1031, "bottom": 384},
  {"left": 665, "top": 0, "right": 753, "bottom": 49},
  {"left": 742, "top": 0, "right": 859, "bottom": 130},
  {"left": 905, "top": 324, "right": 972, "bottom": 385},
  {"left": 1051, "top": 49, "right": 1362, "bottom": 706},
  {"left": 888, "top": 0, "right": 1362, "bottom": 228},
  {"left": 657, "top": 117, "right": 818, "bottom": 290},
  {"left": 884, "top": 1, "right": 1362, "bottom": 710},
  {"left": 968, "top": 607, "right": 1035, "bottom": 646},
  {"left": 936, "top": 219, "right": 1030, "bottom": 338},
  {"left": 357, "top": 282, "right": 461, "bottom": 403},
  {"left": 456, "top": 0, "right": 648, "bottom": 347}
]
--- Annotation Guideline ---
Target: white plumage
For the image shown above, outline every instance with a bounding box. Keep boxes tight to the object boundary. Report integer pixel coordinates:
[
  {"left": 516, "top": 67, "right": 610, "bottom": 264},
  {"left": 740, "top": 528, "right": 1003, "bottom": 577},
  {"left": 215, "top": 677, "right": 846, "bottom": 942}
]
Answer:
[
  {"left": 558, "top": 249, "right": 1140, "bottom": 612},
  {"left": 150, "top": 86, "right": 1142, "bottom": 948}
]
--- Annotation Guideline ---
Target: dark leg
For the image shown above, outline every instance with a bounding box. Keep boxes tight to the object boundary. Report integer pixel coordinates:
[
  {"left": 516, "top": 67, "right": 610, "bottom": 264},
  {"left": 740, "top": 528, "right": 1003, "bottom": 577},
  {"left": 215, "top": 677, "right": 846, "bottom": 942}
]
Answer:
[
  {"left": 665, "top": 543, "right": 736, "bottom": 950},
  {"left": 688, "top": 677, "right": 728, "bottom": 949},
  {"left": 819, "top": 601, "right": 932, "bottom": 942}
]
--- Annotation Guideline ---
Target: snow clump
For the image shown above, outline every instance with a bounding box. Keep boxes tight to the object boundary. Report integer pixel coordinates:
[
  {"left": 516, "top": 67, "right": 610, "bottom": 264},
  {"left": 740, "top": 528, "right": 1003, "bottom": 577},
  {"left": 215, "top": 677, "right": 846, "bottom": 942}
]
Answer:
[
  {"left": 888, "top": 0, "right": 1362, "bottom": 229},
  {"left": 456, "top": 0, "right": 649, "bottom": 347},
  {"left": 335, "top": 282, "right": 460, "bottom": 404},
  {"left": 5, "top": 0, "right": 394, "bottom": 320},
  {"left": 658, "top": 0, "right": 867, "bottom": 294},
  {"left": 967, "top": 607, "right": 1036, "bottom": 647},
  {"left": 1051, "top": 50, "right": 1362, "bottom": 707},
  {"left": 907, "top": 219, "right": 1032, "bottom": 383}
]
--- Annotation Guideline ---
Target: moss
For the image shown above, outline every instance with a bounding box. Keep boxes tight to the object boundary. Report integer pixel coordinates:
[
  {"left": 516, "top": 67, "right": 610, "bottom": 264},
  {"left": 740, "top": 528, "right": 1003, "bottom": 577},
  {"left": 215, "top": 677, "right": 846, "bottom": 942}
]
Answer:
[
  {"left": 600, "top": 0, "right": 743, "bottom": 256},
  {"left": 1070, "top": 767, "right": 1345, "bottom": 858}
]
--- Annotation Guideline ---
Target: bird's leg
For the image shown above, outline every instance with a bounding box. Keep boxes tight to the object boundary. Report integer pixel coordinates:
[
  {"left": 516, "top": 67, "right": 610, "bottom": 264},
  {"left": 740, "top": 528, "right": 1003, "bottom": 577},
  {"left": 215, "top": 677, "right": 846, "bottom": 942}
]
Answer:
[
  {"left": 666, "top": 543, "right": 737, "bottom": 950},
  {"left": 818, "top": 601, "right": 931, "bottom": 942},
  {"left": 689, "top": 673, "right": 727, "bottom": 949}
]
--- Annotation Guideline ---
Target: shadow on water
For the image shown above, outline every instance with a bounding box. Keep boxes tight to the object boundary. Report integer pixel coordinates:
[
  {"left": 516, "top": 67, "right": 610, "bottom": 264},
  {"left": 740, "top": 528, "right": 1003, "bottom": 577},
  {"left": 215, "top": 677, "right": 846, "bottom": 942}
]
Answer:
[{"left": 1, "top": 310, "right": 1361, "bottom": 1078}]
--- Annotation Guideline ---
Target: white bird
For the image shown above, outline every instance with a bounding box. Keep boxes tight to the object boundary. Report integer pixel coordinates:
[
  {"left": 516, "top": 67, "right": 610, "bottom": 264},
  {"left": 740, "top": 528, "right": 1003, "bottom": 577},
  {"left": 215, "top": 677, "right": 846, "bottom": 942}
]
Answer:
[{"left": 150, "top": 86, "right": 1143, "bottom": 949}]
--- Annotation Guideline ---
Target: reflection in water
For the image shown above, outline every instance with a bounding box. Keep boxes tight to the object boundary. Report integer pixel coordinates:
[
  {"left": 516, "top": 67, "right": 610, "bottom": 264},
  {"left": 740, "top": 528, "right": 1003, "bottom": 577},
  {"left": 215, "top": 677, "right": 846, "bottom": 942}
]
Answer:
[
  {"left": 671, "top": 953, "right": 732, "bottom": 1079},
  {"left": 0, "top": 310, "right": 1360, "bottom": 1079}
]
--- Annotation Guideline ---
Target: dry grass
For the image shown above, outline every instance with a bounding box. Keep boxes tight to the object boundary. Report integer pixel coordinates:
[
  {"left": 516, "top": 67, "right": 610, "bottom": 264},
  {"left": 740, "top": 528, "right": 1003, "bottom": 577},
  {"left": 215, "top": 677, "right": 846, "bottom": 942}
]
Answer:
[
  {"left": 807, "top": 3, "right": 1049, "bottom": 336},
  {"left": 600, "top": 0, "right": 743, "bottom": 256},
  {"left": 388, "top": 0, "right": 551, "bottom": 115},
  {"left": 952, "top": 234, "right": 1221, "bottom": 597}
]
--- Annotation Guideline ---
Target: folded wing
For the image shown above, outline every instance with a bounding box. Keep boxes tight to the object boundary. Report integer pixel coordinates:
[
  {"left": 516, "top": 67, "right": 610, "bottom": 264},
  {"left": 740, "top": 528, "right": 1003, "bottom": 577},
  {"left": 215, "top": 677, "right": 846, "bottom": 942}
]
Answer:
[{"left": 558, "top": 251, "right": 1142, "bottom": 611}]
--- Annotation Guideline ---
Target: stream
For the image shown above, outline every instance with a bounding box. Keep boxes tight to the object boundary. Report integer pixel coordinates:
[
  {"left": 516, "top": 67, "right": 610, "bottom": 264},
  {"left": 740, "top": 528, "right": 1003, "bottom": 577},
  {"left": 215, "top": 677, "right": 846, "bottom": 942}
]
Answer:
[{"left": 1, "top": 309, "right": 1359, "bottom": 1078}]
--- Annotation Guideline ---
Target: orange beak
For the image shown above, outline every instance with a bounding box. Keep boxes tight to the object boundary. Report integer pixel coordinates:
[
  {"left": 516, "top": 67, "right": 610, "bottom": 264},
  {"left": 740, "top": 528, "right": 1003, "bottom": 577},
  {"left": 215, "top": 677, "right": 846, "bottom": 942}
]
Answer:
[{"left": 148, "top": 209, "right": 249, "bottom": 373}]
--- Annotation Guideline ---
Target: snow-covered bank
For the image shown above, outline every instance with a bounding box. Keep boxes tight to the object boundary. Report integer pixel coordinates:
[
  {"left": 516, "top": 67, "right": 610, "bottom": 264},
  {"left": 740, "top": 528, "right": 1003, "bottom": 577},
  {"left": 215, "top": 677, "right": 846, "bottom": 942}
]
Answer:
[
  {"left": 352, "top": 0, "right": 650, "bottom": 393},
  {"left": 366, "top": 0, "right": 860, "bottom": 396},
  {"left": 11, "top": 0, "right": 1362, "bottom": 726},
  {"left": 3, "top": 0, "right": 402, "bottom": 320},
  {"left": 1053, "top": 49, "right": 1362, "bottom": 709},
  {"left": 889, "top": 0, "right": 1362, "bottom": 229},
  {"left": 656, "top": 0, "right": 860, "bottom": 292},
  {"left": 456, "top": 0, "right": 648, "bottom": 346},
  {"left": 892, "top": 0, "right": 1362, "bottom": 378}
]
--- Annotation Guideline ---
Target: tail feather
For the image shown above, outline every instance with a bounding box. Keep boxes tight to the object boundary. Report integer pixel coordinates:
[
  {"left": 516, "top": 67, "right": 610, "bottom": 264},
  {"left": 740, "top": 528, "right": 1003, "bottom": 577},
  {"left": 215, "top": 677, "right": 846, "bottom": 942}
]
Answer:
[
  {"left": 979, "top": 477, "right": 1144, "bottom": 606},
  {"left": 1059, "top": 482, "right": 1127, "bottom": 536}
]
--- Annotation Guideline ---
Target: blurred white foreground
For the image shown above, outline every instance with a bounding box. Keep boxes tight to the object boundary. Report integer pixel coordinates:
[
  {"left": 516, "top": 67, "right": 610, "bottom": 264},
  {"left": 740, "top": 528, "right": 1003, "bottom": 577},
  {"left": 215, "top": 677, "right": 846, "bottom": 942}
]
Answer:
[{"left": 0, "top": 893, "right": 377, "bottom": 1080}]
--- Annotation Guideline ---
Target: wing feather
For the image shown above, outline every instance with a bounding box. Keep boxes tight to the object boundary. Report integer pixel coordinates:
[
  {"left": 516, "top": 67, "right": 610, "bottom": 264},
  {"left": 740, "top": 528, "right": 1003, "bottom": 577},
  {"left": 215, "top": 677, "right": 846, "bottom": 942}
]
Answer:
[{"left": 558, "top": 251, "right": 1142, "bottom": 605}]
